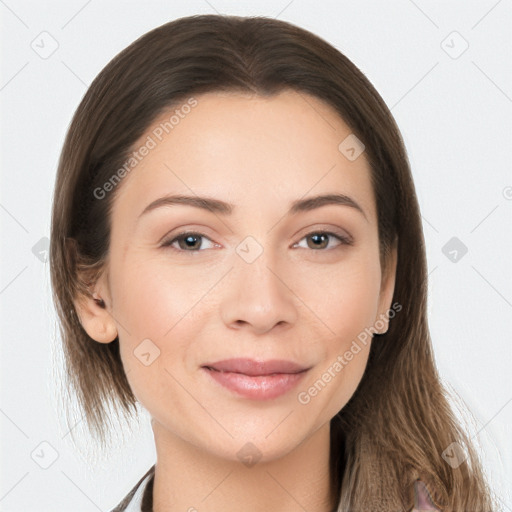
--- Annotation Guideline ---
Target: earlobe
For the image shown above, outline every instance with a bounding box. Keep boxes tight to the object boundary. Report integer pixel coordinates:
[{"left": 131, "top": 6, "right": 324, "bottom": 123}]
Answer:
[{"left": 74, "top": 288, "right": 118, "bottom": 344}]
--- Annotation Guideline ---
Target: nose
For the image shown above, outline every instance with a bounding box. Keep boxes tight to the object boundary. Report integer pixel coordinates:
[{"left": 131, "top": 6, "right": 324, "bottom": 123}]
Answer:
[{"left": 220, "top": 251, "right": 298, "bottom": 336}]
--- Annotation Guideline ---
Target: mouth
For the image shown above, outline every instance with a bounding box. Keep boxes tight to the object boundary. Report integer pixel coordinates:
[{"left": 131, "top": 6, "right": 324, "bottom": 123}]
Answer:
[{"left": 201, "top": 358, "right": 311, "bottom": 400}]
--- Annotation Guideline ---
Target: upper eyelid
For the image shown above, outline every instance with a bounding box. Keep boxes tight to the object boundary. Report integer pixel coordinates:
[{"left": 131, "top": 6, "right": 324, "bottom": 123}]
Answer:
[
  {"left": 162, "top": 228, "right": 353, "bottom": 249},
  {"left": 297, "top": 230, "right": 353, "bottom": 247}
]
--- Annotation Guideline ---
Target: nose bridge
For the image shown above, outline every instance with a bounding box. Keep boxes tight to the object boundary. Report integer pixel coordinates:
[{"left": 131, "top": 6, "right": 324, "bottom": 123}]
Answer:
[
  {"left": 220, "top": 233, "right": 298, "bottom": 333},
  {"left": 236, "top": 233, "right": 285, "bottom": 306}
]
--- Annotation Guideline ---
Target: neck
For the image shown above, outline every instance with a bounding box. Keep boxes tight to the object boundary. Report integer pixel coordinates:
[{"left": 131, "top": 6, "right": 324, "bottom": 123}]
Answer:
[{"left": 151, "top": 420, "right": 338, "bottom": 512}]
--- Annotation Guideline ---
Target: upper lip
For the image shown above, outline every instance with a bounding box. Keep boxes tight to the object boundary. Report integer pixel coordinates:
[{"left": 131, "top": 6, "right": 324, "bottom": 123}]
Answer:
[{"left": 202, "top": 358, "right": 310, "bottom": 376}]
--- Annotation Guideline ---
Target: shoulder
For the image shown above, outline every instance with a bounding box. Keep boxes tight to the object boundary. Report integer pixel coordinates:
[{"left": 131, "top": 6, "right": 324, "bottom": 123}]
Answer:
[{"left": 110, "top": 465, "right": 155, "bottom": 512}]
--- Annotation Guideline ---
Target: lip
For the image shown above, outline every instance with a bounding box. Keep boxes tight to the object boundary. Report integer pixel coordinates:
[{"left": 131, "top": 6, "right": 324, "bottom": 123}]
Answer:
[
  {"left": 203, "top": 358, "right": 309, "bottom": 376},
  {"left": 201, "top": 358, "right": 310, "bottom": 400}
]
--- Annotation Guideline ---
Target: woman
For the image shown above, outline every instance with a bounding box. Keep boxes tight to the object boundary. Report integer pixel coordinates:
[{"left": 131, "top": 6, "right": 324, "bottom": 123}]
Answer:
[{"left": 49, "top": 14, "right": 496, "bottom": 511}]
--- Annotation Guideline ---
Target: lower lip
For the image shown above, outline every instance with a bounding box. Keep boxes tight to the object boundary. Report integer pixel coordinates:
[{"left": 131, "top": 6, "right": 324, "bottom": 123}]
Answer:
[{"left": 202, "top": 367, "right": 308, "bottom": 400}]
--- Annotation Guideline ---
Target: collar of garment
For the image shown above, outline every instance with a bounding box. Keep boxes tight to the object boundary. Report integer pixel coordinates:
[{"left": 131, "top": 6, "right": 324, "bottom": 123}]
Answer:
[
  {"left": 111, "top": 465, "right": 441, "bottom": 512},
  {"left": 111, "top": 464, "right": 154, "bottom": 512}
]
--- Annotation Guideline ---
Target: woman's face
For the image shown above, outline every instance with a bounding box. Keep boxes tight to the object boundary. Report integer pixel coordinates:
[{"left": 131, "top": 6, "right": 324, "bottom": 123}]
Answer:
[{"left": 86, "top": 89, "right": 396, "bottom": 463}]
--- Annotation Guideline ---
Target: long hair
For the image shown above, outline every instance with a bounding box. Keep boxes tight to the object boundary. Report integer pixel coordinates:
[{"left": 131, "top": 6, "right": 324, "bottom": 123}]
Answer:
[{"left": 49, "top": 14, "right": 496, "bottom": 511}]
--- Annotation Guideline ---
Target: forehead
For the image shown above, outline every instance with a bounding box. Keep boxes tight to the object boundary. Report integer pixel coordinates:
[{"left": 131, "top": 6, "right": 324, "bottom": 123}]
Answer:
[{"left": 111, "top": 89, "right": 376, "bottom": 230}]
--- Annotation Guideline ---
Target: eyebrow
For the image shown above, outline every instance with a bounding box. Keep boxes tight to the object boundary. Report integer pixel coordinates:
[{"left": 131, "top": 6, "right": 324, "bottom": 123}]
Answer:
[{"left": 137, "top": 193, "right": 368, "bottom": 221}]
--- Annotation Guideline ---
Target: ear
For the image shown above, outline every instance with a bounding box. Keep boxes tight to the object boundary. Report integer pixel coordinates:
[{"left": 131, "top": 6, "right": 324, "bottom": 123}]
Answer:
[
  {"left": 374, "top": 242, "right": 398, "bottom": 335},
  {"left": 74, "top": 271, "right": 118, "bottom": 344}
]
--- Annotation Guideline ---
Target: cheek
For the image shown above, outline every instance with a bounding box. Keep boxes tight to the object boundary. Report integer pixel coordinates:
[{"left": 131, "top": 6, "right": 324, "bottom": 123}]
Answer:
[
  {"left": 296, "top": 252, "right": 380, "bottom": 399},
  {"left": 297, "top": 254, "right": 382, "bottom": 340},
  {"left": 337, "top": 269, "right": 381, "bottom": 336},
  {"left": 111, "top": 252, "right": 213, "bottom": 340},
  {"left": 297, "top": 268, "right": 378, "bottom": 419},
  {"left": 108, "top": 256, "right": 199, "bottom": 391},
  {"left": 110, "top": 250, "right": 224, "bottom": 378}
]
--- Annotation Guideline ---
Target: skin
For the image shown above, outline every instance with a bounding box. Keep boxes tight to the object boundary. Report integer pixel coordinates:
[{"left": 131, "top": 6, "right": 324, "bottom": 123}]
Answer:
[{"left": 76, "top": 89, "right": 397, "bottom": 512}]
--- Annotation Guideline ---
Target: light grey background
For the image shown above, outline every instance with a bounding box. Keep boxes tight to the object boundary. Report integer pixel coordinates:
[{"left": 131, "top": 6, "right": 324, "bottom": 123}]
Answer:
[{"left": 1, "top": 1, "right": 511, "bottom": 510}]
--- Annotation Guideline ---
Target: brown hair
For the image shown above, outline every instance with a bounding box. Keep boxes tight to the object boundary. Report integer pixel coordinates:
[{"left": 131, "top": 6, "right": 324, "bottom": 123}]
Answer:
[{"left": 50, "top": 14, "right": 496, "bottom": 511}]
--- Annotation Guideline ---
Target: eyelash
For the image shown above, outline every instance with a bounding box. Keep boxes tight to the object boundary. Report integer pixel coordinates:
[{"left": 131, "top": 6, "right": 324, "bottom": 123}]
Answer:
[{"left": 160, "top": 230, "right": 353, "bottom": 254}]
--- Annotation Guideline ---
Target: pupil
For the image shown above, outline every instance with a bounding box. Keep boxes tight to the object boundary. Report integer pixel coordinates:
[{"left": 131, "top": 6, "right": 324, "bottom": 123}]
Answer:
[
  {"left": 185, "top": 235, "right": 199, "bottom": 248},
  {"left": 310, "top": 233, "right": 327, "bottom": 248}
]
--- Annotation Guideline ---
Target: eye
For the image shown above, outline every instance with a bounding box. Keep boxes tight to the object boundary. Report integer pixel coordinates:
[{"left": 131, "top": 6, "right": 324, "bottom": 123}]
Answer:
[
  {"left": 161, "top": 229, "right": 353, "bottom": 254},
  {"left": 293, "top": 231, "right": 353, "bottom": 250},
  {"left": 161, "top": 231, "right": 216, "bottom": 252}
]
